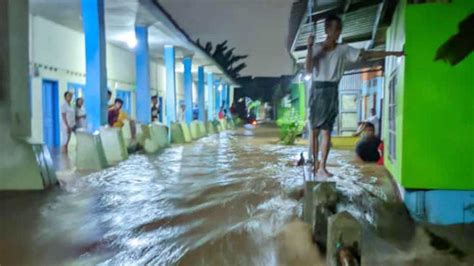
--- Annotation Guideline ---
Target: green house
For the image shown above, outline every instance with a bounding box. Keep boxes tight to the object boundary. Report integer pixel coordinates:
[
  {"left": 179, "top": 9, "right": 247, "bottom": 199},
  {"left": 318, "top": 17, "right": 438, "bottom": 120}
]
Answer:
[{"left": 383, "top": 0, "right": 473, "bottom": 224}]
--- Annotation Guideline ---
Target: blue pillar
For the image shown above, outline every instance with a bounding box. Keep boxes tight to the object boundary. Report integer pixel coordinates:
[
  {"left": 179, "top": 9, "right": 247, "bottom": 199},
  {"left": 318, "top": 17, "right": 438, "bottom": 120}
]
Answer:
[
  {"left": 197, "top": 66, "right": 205, "bottom": 122},
  {"left": 164, "top": 45, "right": 176, "bottom": 126},
  {"left": 135, "top": 26, "right": 150, "bottom": 124},
  {"left": 222, "top": 83, "right": 228, "bottom": 111},
  {"left": 183, "top": 57, "right": 193, "bottom": 124},
  {"left": 81, "top": 0, "right": 108, "bottom": 131},
  {"left": 207, "top": 72, "right": 214, "bottom": 121},
  {"left": 215, "top": 79, "right": 221, "bottom": 116}
]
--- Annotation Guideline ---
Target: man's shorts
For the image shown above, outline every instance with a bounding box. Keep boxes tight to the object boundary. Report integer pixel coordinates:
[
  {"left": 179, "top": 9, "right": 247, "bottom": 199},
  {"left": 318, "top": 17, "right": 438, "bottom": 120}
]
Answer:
[{"left": 309, "top": 81, "right": 339, "bottom": 131}]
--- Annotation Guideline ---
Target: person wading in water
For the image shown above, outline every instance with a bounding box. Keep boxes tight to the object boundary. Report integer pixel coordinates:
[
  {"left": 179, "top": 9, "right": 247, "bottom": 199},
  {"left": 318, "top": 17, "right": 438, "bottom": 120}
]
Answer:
[{"left": 306, "top": 15, "right": 404, "bottom": 177}]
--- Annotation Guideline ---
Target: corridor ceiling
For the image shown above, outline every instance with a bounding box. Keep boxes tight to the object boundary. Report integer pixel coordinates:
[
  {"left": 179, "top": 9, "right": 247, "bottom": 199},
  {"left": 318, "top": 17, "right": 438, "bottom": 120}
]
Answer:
[{"left": 29, "top": 0, "right": 238, "bottom": 85}]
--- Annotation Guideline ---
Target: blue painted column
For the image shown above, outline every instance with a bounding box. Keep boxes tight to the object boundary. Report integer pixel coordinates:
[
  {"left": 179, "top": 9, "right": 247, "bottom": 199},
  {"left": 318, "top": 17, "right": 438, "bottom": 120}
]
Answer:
[
  {"left": 207, "top": 72, "right": 214, "bottom": 121},
  {"left": 164, "top": 45, "right": 176, "bottom": 126},
  {"left": 197, "top": 66, "right": 205, "bottom": 122},
  {"left": 215, "top": 79, "right": 221, "bottom": 116},
  {"left": 135, "top": 26, "right": 151, "bottom": 124},
  {"left": 227, "top": 85, "right": 231, "bottom": 109},
  {"left": 81, "top": 0, "right": 108, "bottom": 131},
  {"left": 183, "top": 57, "right": 193, "bottom": 123},
  {"left": 222, "top": 83, "right": 228, "bottom": 111}
]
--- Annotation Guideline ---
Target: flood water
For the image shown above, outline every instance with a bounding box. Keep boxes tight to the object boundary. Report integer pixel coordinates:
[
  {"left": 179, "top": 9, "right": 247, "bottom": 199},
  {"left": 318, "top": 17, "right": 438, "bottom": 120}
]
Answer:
[{"left": 1, "top": 125, "right": 323, "bottom": 265}]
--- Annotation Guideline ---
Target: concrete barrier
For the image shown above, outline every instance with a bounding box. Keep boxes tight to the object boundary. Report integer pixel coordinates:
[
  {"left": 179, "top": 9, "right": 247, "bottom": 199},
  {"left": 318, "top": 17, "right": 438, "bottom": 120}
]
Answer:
[
  {"left": 206, "top": 121, "right": 216, "bottom": 135},
  {"left": 121, "top": 119, "right": 133, "bottom": 147},
  {"left": 219, "top": 119, "right": 227, "bottom": 131},
  {"left": 311, "top": 182, "right": 338, "bottom": 249},
  {"left": 180, "top": 122, "right": 192, "bottom": 143},
  {"left": 0, "top": 139, "right": 58, "bottom": 190},
  {"left": 100, "top": 127, "right": 128, "bottom": 165},
  {"left": 150, "top": 123, "right": 170, "bottom": 148},
  {"left": 75, "top": 131, "right": 108, "bottom": 171},
  {"left": 190, "top": 121, "right": 200, "bottom": 140},
  {"left": 327, "top": 211, "right": 362, "bottom": 266},
  {"left": 226, "top": 117, "right": 236, "bottom": 129},
  {"left": 170, "top": 122, "right": 185, "bottom": 144},
  {"left": 198, "top": 121, "right": 207, "bottom": 138},
  {"left": 143, "top": 123, "right": 169, "bottom": 153},
  {"left": 303, "top": 181, "right": 319, "bottom": 223},
  {"left": 137, "top": 123, "right": 150, "bottom": 148}
]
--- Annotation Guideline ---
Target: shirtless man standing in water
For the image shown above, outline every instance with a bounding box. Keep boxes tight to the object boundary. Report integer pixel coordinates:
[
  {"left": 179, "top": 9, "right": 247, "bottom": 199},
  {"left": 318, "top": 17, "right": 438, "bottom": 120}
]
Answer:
[{"left": 306, "top": 15, "right": 404, "bottom": 177}]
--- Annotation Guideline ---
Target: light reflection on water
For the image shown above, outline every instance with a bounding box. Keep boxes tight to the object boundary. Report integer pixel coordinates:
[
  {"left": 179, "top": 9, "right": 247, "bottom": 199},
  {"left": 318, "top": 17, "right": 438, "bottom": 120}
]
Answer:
[{"left": 1, "top": 127, "right": 307, "bottom": 265}]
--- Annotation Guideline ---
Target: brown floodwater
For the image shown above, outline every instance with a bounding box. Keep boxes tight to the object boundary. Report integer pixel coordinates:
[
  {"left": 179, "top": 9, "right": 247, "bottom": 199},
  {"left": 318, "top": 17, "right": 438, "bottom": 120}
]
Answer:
[{"left": 0, "top": 125, "right": 325, "bottom": 265}]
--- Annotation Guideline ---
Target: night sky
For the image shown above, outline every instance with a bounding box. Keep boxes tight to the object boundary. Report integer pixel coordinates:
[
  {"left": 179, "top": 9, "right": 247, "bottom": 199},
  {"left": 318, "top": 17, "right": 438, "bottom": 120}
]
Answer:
[{"left": 159, "top": 0, "right": 294, "bottom": 77}]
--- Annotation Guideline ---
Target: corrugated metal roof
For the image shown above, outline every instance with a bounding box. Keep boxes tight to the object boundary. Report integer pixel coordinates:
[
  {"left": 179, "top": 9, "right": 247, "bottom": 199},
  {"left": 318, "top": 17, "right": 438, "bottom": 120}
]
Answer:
[{"left": 288, "top": 0, "right": 391, "bottom": 66}]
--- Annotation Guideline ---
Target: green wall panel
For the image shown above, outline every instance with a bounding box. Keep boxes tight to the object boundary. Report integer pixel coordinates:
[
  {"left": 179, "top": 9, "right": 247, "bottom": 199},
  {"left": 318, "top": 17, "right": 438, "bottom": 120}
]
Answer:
[{"left": 403, "top": 1, "right": 473, "bottom": 189}]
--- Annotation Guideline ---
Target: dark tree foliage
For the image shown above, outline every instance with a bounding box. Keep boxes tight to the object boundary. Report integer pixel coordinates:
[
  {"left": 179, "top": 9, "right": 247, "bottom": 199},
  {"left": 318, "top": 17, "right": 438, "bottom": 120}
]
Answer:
[{"left": 196, "top": 39, "right": 248, "bottom": 79}]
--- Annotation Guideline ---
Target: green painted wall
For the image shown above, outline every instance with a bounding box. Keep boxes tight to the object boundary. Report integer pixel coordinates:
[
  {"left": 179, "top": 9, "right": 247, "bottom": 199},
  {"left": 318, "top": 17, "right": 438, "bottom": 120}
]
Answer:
[{"left": 385, "top": 0, "right": 474, "bottom": 190}]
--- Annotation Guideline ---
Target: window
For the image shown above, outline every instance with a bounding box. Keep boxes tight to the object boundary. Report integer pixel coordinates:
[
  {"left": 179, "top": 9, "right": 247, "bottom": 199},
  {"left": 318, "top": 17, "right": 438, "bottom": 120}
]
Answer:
[{"left": 388, "top": 69, "right": 398, "bottom": 162}]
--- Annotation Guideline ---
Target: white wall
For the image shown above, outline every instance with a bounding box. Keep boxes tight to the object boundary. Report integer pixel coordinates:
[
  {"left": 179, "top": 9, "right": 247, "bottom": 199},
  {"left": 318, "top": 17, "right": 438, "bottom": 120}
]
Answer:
[
  {"left": 30, "top": 15, "right": 203, "bottom": 145},
  {"left": 29, "top": 15, "right": 167, "bottom": 144}
]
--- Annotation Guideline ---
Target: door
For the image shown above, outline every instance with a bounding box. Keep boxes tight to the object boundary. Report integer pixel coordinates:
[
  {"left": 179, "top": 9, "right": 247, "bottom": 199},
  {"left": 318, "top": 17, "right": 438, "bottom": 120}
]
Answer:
[
  {"left": 339, "top": 92, "right": 360, "bottom": 135},
  {"left": 42, "top": 80, "right": 60, "bottom": 149},
  {"left": 115, "top": 89, "right": 131, "bottom": 116},
  {"left": 158, "top": 96, "right": 163, "bottom": 122}
]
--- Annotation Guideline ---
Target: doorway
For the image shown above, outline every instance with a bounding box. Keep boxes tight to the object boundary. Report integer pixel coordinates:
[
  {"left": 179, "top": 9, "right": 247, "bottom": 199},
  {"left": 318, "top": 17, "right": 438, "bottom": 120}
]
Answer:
[
  {"left": 115, "top": 89, "right": 132, "bottom": 116},
  {"left": 42, "top": 80, "right": 60, "bottom": 149}
]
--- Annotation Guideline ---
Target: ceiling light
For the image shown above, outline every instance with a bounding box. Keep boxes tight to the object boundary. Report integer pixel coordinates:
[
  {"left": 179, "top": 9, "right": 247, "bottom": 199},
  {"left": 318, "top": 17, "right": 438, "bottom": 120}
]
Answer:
[{"left": 126, "top": 37, "right": 137, "bottom": 49}]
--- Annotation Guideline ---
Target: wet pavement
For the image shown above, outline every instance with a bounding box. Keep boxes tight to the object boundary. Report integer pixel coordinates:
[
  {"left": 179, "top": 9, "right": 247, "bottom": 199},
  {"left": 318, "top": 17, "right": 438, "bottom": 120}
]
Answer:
[
  {"left": 1, "top": 124, "right": 472, "bottom": 266},
  {"left": 1, "top": 125, "right": 322, "bottom": 265}
]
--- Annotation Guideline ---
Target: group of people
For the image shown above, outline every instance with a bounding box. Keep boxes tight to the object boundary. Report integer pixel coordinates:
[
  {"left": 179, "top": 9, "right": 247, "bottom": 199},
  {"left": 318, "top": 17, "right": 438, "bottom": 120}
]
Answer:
[
  {"left": 61, "top": 90, "right": 130, "bottom": 153},
  {"left": 305, "top": 15, "right": 404, "bottom": 176},
  {"left": 61, "top": 91, "right": 87, "bottom": 153}
]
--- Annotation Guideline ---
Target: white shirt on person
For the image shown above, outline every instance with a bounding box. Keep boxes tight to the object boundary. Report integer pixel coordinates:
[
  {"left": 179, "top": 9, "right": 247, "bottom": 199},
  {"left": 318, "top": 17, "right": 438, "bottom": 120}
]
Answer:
[
  {"left": 75, "top": 106, "right": 87, "bottom": 129},
  {"left": 312, "top": 43, "right": 361, "bottom": 82},
  {"left": 366, "top": 115, "right": 380, "bottom": 137},
  {"left": 61, "top": 102, "right": 76, "bottom": 129}
]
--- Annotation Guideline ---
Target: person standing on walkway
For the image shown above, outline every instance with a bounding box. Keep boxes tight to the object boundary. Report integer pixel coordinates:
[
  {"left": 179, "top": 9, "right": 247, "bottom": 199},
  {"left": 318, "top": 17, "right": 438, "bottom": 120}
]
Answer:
[
  {"left": 151, "top": 95, "right": 160, "bottom": 122},
  {"left": 306, "top": 15, "right": 404, "bottom": 177},
  {"left": 61, "top": 91, "right": 76, "bottom": 153},
  {"left": 75, "top": 97, "right": 87, "bottom": 130}
]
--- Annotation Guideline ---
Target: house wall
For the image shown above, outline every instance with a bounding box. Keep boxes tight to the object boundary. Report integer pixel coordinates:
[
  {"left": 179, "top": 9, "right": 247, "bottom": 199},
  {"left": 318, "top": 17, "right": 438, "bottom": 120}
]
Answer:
[
  {"left": 383, "top": 0, "right": 406, "bottom": 184},
  {"left": 402, "top": 1, "right": 473, "bottom": 189}
]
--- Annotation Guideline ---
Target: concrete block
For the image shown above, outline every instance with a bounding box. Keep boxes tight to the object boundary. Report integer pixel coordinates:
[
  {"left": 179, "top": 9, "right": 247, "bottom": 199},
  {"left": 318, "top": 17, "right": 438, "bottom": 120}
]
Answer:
[
  {"left": 100, "top": 127, "right": 128, "bottom": 165},
  {"left": 219, "top": 119, "right": 227, "bottom": 130},
  {"left": 121, "top": 119, "right": 133, "bottom": 147},
  {"left": 227, "top": 117, "right": 236, "bottom": 129},
  {"left": 311, "top": 182, "right": 338, "bottom": 249},
  {"left": 32, "top": 144, "right": 58, "bottom": 188},
  {"left": 206, "top": 121, "right": 216, "bottom": 135},
  {"left": 313, "top": 182, "right": 338, "bottom": 207},
  {"left": 198, "top": 121, "right": 207, "bottom": 137},
  {"left": 171, "top": 122, "right": 185, "bottom": 144},
  {"left": 137, "top": 123, "right": 150, "bottom": 148},
  {"left": 190, "top": 121, "right": 200, "bottom": 140},
  {"left": 327, "top": 211, "right": 362, "bottom": 266},
  {"left": 180, "top": 122, "right": 192, "bottom": 143},
  {"left": 0, "top": 139, "right": 58, "bottom": 190},
  {"left": 149, "top": 123, "right": 170, "bottom": 149},
  {"left": 76, "top": 131, "right": 108, "bottom": 171},
  {"left": 303, "top": 181, "right": 319, "bottom": 223}
]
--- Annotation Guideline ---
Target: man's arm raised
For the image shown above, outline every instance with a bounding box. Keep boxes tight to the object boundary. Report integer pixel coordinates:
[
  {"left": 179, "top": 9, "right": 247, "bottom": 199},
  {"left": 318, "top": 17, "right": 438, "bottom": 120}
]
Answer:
[{"left": 360, "top": 50, "right": 405, "bottom": 60}]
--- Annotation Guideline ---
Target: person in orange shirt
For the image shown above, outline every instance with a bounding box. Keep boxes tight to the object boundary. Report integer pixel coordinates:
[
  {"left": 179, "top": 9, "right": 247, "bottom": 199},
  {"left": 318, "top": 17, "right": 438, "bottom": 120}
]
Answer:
[{"left": 108, "top": 98, "right": 127, "bottom": 128}]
